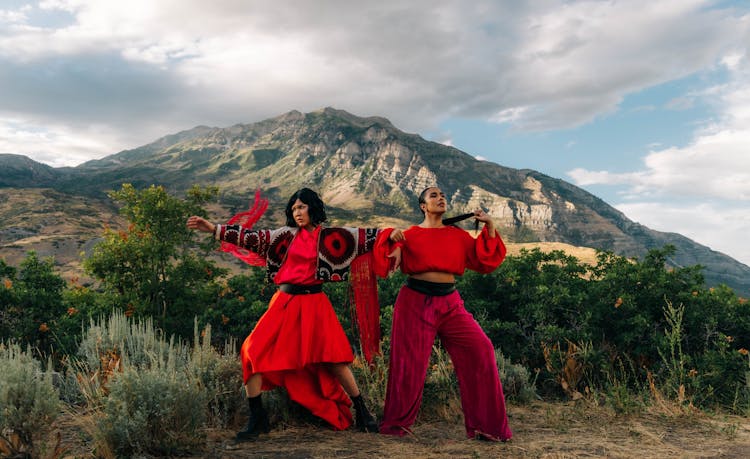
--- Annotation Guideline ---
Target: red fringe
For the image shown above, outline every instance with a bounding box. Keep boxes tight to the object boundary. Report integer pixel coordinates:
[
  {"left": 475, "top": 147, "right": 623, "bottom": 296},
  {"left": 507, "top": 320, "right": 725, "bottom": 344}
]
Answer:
[
  {"left": 220, "top": 188, "right": 269, "bottom": 266},
  {"left": 349, "top": 252, "right": 381, "bottom": 365}
]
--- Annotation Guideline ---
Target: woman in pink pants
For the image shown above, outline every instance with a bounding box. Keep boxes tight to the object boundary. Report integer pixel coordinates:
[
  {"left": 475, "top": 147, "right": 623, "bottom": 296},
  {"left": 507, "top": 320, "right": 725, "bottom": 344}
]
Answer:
[{"left": 379, "top": 186, "right": 512, "bottom": 441}]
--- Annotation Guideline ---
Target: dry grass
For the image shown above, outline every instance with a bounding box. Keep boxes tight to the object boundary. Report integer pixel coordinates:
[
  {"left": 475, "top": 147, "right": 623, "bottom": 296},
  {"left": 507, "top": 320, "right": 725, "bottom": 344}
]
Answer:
[
  {"left": 506, "top": 242, "right": 601, "bottom": 266},
  {"left": 48, "top": 400, "right": 750, "bottom": 459}
]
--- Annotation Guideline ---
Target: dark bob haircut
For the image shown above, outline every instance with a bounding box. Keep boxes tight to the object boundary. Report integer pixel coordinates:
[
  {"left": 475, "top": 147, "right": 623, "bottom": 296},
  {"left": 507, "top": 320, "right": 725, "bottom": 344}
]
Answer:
[{"left": 285, "top": 188, "right": 327, "bottom": 227}]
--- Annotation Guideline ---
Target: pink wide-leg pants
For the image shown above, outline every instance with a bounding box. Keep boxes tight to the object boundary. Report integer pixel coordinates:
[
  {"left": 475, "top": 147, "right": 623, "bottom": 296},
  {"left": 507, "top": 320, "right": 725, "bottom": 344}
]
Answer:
[{"left": 379, "top": 286, "right": 512, "bottom": 441}]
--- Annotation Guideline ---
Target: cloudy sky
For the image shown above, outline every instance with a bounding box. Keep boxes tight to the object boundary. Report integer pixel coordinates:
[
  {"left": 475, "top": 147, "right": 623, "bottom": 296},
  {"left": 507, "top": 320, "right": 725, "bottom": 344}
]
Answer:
[{"left": 1, "top": 0, "right": 749, "bottom": 266}]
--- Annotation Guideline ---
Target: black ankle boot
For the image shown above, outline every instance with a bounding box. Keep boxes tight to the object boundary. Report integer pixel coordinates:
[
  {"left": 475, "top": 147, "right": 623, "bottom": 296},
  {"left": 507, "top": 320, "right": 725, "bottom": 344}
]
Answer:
[
  {"left": 236, "top": 394, "right": 270, "bottom": 441},
  {"left": 352, "top": 394, "right": 378, "bottom": 433}
]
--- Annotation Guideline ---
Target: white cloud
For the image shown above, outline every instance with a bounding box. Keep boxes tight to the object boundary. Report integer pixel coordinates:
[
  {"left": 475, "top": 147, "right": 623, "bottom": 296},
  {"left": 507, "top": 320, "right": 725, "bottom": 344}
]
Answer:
[
  {"left": 567, "top": 168, "right": 646, "bottom": 187},
  {"left": 616, "top": 201, "right": 750, "bottom": 266},
  {"left": 495, "top": 0, "right": 746, "bottom": 130},
  {"left": 569, "top": 51, "right": 750, "bottom": 265},
  {"left": 0, "top": 116, "right": 124, "bottom": 167},
  {"left": 0, "top": 0, "right": 747, "bottom": 166},
  {"left": 0, "top": 0, "right": 747, "bottom": 268},
  {"left": 0, "top": 7, "right": 28, "bottom": 24},
  {"left": 568, "top": 52, "right": 750, "bottom": 201},
  {"left": 428, "top": 130, "right": 454, "bottom": 148},
  {"left": 490, "top": 106, "right": 530, "bottom": 124}
]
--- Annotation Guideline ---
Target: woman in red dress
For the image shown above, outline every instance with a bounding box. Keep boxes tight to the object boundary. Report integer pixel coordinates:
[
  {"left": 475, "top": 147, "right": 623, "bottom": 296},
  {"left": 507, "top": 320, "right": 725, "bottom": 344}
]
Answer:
[
  {"left": 187, "top": 188, "right": 400, "bottom": 441},
  {"left": 378, "top": 186, "right": 513, "bottom": 441}
]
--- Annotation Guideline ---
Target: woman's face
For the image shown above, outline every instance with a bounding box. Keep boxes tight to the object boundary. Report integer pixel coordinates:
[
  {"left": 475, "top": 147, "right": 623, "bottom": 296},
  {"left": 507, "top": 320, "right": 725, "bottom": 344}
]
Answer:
[
  {"left": 291, "top": 199, "right": 313, "bottom": 229},
  {"left": 420, "top": 187, "right": 447, "bottom": 215}
]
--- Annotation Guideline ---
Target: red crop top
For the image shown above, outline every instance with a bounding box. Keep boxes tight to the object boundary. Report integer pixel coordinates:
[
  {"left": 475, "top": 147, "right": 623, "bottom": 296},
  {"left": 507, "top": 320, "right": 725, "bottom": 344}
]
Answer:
[{"left": 399, "top": 225, "right": 506, "bottom": 275}]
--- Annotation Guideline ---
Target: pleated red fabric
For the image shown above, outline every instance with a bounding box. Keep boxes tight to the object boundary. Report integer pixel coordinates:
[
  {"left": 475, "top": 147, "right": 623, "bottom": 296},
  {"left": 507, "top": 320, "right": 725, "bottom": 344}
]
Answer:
[
  {"left": 240, "top": 290, "right": 355, "bottom": 430},
  {"left": 349, "top": 252, "right": 380, "bottom": 365}
]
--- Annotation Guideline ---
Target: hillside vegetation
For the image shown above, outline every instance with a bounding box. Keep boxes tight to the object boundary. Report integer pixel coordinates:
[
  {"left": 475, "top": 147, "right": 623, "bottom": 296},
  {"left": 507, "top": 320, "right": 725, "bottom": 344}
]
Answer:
[
  {"left": 1, "top": 185, "right": 749, "bottom": 457},
  {"left": 2, "top": 107, "right": 750, "bottom": 294}
]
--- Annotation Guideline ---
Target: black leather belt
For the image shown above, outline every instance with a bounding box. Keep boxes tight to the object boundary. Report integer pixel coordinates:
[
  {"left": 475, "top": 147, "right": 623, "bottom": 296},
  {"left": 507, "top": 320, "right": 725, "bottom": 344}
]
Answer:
[
  {"left": 406, "top": 277, "right": 456, "bottom": 296},
  {"left": 278, "top": 283, "right": 323, "bottom": 295}
]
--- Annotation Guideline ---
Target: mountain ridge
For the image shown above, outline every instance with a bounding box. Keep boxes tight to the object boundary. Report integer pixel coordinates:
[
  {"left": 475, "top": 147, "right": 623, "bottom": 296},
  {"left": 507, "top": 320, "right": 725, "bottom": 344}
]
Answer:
[{"left": 1, "top": 108, "right": 748, "bottom": 295}]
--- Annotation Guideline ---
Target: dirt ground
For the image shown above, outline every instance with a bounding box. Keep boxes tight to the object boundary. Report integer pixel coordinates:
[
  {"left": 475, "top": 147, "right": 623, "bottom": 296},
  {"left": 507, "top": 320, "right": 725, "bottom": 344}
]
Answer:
[{"left": 50, "top": 401, "right": 750, "bottom": 459}]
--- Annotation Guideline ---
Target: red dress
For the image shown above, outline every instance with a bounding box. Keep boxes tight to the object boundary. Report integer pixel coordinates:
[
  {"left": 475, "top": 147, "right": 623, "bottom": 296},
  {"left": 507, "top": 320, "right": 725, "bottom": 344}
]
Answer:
[{"left": 227, "top": 226, "right": 392, "bottom": 430}]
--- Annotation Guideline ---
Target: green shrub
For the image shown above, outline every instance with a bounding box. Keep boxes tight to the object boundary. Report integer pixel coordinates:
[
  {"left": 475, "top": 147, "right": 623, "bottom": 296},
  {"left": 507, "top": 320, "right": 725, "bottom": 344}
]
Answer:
[
  {"left": 99, "top": 366, "right": 206, "bottom": 457},
  {"left": 497, "top": 350, "right": 538, "bottom": 404},
  {"left": 350, "top": 353, "right": 389, "bottom": 418},
  {"left": 420, "top": 345, "right": 461, "bottom": 422},
  {"left": 690, "top": 334, "right": 749, "bottom": 411},
  {"left": 1, "top": 252, "right": 66, "bottom": 360},
  {"left": 604, "top": 380, "right": 645, "bottom": 415},
  {"left": 76, "top": 310, "right": 190, "bottom": 375},
  {"left": 198, "top": 269, "right": 274, "bottom": 346},
  {"left": 731, "top": 349, "right": 750, "bottom": 416},
  {"left": 189, "top": 322, "right": 244, "bottom": 428},
  {"left": 73, "top": 312, "right": 215, "bottom": 456},
  {"left": 71, "top": 310, "right": 272, "bottom": 454},
  {"left": 0, "top": 342, "right": 60, "bottom": 457}
]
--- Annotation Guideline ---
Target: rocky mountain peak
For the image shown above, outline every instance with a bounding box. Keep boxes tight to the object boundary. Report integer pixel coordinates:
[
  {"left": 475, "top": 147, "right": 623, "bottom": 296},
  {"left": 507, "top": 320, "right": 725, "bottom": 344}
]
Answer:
[{"left": 1, "top": 108, "right": 749, "bottom": 295}]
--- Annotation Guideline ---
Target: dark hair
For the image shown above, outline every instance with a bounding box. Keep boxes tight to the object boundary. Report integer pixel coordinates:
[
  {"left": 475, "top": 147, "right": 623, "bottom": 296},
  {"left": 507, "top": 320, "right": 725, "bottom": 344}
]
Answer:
[
  {"left": 420, "top": 186, "right": 477, "bottom": 228},
  {"left": 418, "top": 187, "right": 433, "bottom": 206},
  {"left": 418, "top": 186, "right": 440, "bottom": 215},
  {"left": 285, "top": 188, "right": 327, "bottom": 227}
]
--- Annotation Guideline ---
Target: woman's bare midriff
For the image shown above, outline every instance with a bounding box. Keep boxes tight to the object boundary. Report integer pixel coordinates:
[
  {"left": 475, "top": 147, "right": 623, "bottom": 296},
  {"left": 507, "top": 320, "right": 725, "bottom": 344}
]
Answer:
[{"left": 410, "top": 271, "right": 456, "bottom": 283}]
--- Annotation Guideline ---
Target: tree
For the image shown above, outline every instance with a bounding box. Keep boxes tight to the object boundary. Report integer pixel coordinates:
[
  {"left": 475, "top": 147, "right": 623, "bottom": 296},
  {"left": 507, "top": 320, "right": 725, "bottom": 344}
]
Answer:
[
  {"left": 0, "top": 252, "right": 66, "bottom": 357},
  {"left": 586, "top": 245, "right": 706, "bottom": 366},
  {"left": 84, "top": 184, "right": 226, "bottom": 338},
  {"left": 0, "top": 259, "right": 18, "bottom": 340},
  {"left": 197, "top": 268, "right": 275, "bottom": 345},
  {"left": 461, "top": 248, "right": 592, "bottom": 368}
]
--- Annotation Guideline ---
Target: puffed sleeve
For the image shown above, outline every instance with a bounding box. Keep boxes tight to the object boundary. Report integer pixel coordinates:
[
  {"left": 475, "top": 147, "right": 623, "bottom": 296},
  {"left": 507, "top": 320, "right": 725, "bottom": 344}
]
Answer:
[
  {"left": 370, "top": 228, "right": 402, "bottom": 277},
  {"left": 466, "top": 226, "right": 506, "bottom": 274}
]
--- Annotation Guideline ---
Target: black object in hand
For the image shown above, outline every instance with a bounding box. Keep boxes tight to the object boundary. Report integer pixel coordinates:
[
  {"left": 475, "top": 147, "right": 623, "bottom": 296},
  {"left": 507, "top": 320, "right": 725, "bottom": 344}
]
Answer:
[{"left": 443, "top": 213, "right": 475, "bottom": 226}]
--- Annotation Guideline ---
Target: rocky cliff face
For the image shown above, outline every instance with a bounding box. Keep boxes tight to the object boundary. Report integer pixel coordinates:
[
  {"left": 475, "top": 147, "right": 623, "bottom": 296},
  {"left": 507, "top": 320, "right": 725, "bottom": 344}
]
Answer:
[{"left": 1, "top": 107, "right": 749, "bottom": 294}]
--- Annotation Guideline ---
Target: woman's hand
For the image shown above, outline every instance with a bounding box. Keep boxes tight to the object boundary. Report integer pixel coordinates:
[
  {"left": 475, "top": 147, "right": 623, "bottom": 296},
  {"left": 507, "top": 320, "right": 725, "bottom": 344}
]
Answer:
[
  {"left": 389, "top": 229, "right": 405, "bottom": 242},
  {"left": 187, "top": 215, "right": 216, "bottom": 234},
  {"left": 472, "top": 209, "right": 496, "bottom": 237},
  {"left": 387, "top": 246, "right": 402, "bottom": 274}
]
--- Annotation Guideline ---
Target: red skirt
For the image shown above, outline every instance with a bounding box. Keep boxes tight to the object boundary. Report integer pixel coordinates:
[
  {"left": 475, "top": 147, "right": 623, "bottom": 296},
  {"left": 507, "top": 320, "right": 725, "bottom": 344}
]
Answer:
[{"left": 240, "top": 290, "right": 354, "bottom": 430}]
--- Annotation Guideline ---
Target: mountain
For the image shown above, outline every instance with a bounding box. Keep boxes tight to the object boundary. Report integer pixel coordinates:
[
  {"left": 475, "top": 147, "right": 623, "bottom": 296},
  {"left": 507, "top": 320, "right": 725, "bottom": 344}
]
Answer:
[
  {"left": 1, "top": 107, "right": 749, "bottom": 295},
  {"left": 0, "top": 153, "right": 63, "bottom": 187}
]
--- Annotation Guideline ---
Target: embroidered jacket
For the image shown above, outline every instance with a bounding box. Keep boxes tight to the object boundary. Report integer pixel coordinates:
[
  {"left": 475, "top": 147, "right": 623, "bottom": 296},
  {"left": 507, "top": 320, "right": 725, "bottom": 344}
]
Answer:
[{"left": 216, "top": 224, "right": 380, "bottom": 282}]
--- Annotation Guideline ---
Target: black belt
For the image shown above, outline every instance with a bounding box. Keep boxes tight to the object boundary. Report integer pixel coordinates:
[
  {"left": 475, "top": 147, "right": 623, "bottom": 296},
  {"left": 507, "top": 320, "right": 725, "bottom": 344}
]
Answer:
[
  {"left": 278, "top": 283, "right": 323, "bottom": 295},
  {"left": 406, "top": 277, "right": 456, "bottom": 296}
]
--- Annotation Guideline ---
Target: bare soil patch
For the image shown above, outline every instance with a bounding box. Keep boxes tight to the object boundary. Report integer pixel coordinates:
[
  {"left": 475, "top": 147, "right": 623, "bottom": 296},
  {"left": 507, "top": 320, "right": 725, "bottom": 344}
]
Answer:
[{"left": 51, "top": 401, "right": 750, "bottom": 458}]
